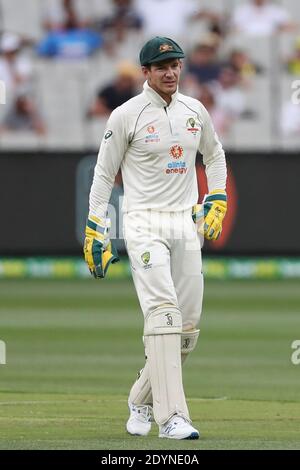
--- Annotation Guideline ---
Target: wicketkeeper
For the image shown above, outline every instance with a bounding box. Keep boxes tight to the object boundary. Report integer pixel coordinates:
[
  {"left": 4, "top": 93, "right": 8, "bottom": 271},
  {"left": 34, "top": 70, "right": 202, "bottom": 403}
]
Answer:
[{"left": 84, "top": 36, "right": 227, "bottom": 439}]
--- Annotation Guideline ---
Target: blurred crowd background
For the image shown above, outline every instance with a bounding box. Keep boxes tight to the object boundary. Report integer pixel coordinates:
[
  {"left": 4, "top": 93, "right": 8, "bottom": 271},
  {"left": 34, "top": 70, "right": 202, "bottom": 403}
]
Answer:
[{"left": 1, "top": 0, "right": 300, "bottom": 152}]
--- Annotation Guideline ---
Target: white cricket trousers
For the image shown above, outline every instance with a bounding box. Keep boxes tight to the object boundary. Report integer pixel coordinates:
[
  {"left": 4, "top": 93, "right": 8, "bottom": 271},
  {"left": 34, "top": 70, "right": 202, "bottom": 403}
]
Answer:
[{"left": 123, "top": 209, "right": 204, "bottom": 330}]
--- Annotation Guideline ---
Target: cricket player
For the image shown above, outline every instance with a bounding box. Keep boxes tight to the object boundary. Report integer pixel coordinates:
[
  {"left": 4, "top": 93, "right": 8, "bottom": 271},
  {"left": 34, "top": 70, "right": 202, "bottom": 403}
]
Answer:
[{"left": 84, "top": 37, "right": 227, "bottom": 440}]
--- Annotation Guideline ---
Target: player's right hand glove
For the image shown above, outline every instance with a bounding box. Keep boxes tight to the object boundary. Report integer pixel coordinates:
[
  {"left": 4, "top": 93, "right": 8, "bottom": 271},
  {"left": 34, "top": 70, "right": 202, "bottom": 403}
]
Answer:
[
  {"left": 83, "top": 215, "right": 120, "bottom": 279},
  {"left": 192, "top": 190, "right": 227, "bottom": 241}
]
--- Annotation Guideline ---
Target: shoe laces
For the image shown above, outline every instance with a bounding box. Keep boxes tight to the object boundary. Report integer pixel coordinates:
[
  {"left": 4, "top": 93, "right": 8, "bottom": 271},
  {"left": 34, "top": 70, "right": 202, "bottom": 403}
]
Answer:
[
  {"left": 163, "top": 415, "right": 188, "bottom": 432},
  {"left": 133, "top": 404, "right": 153, "bottom": 422}
]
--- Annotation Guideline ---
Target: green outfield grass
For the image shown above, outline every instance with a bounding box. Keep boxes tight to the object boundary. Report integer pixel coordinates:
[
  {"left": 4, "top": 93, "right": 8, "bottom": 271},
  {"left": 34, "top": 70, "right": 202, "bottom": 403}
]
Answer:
[{"left": 0, "top": 279, "right": 300, "bottom": 450}]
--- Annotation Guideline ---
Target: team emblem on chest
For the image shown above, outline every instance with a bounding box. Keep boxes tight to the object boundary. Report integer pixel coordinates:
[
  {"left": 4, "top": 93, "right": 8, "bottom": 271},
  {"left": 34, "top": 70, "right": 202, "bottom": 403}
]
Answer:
[{"left": 186, "top": 117, "right": 201, "bottom": 136}]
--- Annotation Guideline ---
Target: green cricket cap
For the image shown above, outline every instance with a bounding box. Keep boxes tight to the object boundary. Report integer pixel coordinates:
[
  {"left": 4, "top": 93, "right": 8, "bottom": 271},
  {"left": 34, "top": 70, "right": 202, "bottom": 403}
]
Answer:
[{"left": 139, "top": 36, "right": 185, "bottom": 66}]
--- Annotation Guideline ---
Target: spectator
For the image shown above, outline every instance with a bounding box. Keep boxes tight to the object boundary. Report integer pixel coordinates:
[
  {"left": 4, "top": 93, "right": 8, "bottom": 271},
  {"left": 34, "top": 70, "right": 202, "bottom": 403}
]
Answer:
[
  {"left": 42, "top": 0, "right": 90, "bottom": 31},
  {"left": 98, "top": 0, "right": 142, "bottom": 45},
  {"left": 87, "top": 61, "right": 140, "bottom": 117},
  {"left": 285, "top": 37, "right": 300, "bottom": 75},
  {"left": 38, "top": 2, "right": 102, "bottom": 59},
  {"left": 0, "top": 87, "right": 45, "bottom": 135},
  {"left": 185, "top": 34, "right": 222, "bottom": 85},
  {"left": 228, "top": 49, "right": 262, "bottom": 86},
  {"left": 181, "top": 73, "right": 203, "bottom": 100},
  {"left": 135, "top": 0, "right": 221, "bottom": 43},
  {"left": 0, "top": 32, "right": 32, "bottom": 94},
  {"left": 231, "top": 0, "right": 295, "bottom": 36},
  {"left": 198, "top": 84, "right": 232, "bottom": 137},
  {"left": 211, "top": 65, "right": 247, "bottom": 118}
]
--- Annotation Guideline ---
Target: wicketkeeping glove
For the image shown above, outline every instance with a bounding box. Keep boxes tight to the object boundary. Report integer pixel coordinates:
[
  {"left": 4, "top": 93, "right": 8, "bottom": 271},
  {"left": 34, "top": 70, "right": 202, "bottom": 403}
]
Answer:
[
  {"left": 192, "top": 189, "right": 227, "bottom": 241},
  {"left": 83, "top": 215, "right": 120, "bottom": 278}
]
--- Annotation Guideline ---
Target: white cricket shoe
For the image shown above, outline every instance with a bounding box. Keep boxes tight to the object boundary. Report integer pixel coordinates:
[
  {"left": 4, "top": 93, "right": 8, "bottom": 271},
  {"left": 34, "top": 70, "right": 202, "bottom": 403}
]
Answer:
[
  {"left": 159, "top": 415, "right": 199, "bottom": 440},
  {"left": 126, "top": 402, "right": 153, "bottom": 436}
]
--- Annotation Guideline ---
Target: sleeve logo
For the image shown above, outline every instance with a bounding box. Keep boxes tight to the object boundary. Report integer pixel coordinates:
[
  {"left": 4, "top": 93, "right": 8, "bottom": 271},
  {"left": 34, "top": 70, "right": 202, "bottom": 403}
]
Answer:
[{"left": 104, "top": 130, "right": 113, "bottom": 140}]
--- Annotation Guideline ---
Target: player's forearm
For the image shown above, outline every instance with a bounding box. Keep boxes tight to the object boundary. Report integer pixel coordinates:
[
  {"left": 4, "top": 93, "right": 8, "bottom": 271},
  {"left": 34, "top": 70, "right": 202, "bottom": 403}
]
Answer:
[
  {"left": 205, "top": 150, "right": 227, "bottom": 192},
  {"left": 89, "top": 167, "right": 115, "bottom": 219},
  {"left": 89, "top": 118, "right": 125, "bottom": 217},
  {"left": 198, "top": 103, "right": 227, "bottom": 191}
]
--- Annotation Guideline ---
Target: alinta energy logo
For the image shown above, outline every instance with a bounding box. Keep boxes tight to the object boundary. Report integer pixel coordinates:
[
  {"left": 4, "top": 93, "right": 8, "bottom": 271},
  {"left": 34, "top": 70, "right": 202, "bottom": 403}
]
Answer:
[
  {"left": 0, "top": 340, "right": 6, "bottom": 365},
  {"left": 165, "top": 144, "right": 187, "bottom": 175},
  {"left": 0, "top": 80, "right": 6, "bottom": 105},
  {"left": 145, "top": 125, "right": 160, "bottom": 143}
]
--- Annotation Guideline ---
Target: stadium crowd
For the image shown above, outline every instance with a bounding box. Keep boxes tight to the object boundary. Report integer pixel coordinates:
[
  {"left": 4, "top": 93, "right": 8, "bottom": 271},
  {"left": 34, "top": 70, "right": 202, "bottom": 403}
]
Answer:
[{"left": 0, "top": 0, "right": 300, "bottom": 148}]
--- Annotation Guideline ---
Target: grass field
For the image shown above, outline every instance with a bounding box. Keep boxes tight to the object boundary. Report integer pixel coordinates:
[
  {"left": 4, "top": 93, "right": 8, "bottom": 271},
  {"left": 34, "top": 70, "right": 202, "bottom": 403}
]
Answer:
[{"left": 0, "top": 278, "right": 300, "bottom": 450}]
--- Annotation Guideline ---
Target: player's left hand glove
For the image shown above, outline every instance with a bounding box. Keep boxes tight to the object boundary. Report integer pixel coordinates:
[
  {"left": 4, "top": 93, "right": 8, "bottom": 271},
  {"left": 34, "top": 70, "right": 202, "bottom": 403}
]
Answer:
[
  {"left": 192, "top": 190, "right": 227, "bottom": 241},
  {"left": 83, "top": 215, "right": 120, "bottom": 278}
]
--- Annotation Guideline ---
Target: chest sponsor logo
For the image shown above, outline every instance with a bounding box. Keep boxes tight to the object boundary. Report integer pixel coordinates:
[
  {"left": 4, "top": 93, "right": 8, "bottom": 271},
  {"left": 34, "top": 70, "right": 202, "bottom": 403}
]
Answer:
[
  {"left": 166, "top": 161, "right": 187, "bottom": 175},
  {"left": 169, "top": 144, "right": 184, "bottom": 159},
  {"left": 186, "top": 117, "right": 201, "bottom": 136},
  {"left": 145, "top": 125, "right": 160, "bottom": 143},
  {"left": 166, "top": 144, "right": 187, "bottom": 174}
]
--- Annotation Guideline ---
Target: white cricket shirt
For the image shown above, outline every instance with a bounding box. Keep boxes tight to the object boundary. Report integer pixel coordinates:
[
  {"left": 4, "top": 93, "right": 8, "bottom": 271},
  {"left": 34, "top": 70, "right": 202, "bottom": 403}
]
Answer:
[{"left": 89, "top": 81, "right": 226, "bottom": 217}]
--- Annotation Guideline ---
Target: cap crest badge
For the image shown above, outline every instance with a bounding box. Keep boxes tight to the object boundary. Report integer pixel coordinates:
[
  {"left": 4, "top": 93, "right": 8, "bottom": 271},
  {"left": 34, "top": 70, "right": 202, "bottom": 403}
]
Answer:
[{"left": 159, "top": 44, "right": 174, "bottom": 52}]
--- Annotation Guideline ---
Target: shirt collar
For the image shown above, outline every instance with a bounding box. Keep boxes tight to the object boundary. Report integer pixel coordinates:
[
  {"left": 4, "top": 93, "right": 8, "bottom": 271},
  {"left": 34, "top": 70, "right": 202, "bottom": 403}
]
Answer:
[{"left": 143, "top": 81, "right": 178, "bottom": 108}]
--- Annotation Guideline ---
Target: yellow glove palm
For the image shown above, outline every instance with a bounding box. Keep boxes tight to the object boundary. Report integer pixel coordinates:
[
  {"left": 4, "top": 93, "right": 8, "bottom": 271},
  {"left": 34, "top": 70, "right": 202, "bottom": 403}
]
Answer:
[{"left": 192, "top": 190, "right": 227, "bottom": 241}]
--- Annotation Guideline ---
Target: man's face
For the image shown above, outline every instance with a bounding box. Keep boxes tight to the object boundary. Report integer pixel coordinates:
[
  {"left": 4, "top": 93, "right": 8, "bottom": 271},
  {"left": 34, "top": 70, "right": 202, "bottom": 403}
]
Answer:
[{"left": 142, "top": 59, "right": 182, "bottom": 98}]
